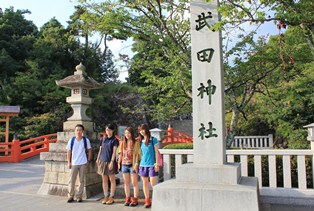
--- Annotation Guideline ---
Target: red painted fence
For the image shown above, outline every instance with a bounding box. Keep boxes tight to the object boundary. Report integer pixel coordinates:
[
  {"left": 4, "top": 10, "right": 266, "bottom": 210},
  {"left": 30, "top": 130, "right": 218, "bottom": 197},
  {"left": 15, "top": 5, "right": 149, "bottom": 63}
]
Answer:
[
  {"left": 162, "top": 127, "right": 193, "bottom": 147},
  {"left": 0, "top": 128, "right": 192, "bottom": 163},
  {"left": 0, "top": 133, "right": 57, "bottom": 163}
]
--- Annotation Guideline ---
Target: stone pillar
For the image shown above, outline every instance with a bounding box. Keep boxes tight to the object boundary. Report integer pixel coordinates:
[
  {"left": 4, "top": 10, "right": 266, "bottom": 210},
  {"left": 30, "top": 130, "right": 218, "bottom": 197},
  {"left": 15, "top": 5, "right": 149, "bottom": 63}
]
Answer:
[
  {"left": 152, "top": 1, "right": 259, "bottom": 210},
  {"left": 151, "top": 128, "right": 165, "bottom": 178},
  {"left": 304, "top": 123, "right": 314, "bottom": 150},
  {"left": 150, "top": 128, "right": 164, "bottom": 150}
]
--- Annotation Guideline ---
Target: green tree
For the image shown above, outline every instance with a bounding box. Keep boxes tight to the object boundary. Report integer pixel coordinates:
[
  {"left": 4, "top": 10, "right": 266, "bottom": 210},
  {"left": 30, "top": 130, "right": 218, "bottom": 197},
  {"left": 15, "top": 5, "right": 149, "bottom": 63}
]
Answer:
[
  {"left": 92, "top": 83, "right": 148, "bottom": 131},
  {"left": 77, "top": 0, "right": 192, "bottom": 124},
  {"left": 216, "top": 0, "right": 314, "bottom": 57},
  {"left": 226, "top": 26, "right": 313, "bottom": 149},
  {"left": 224, "top": 32, "right": 281, "bottom": 147},
  {"left": 212, "top": 0, "right": 314, "bottom": 147},
  {"left": 254, "top": 27, "right": 314, "bottom": 149},
  {"left": 0, "top": 7, "right": 38, "bottom": 103},
  {"left": 77, "top": 0, "right": 314, "bottom": 140},
  {"left": 0, "top": 6, "right": 122, "bottom": 139},
  {"left": 67, "top": 6, "right": 119, "bottom": 82}
]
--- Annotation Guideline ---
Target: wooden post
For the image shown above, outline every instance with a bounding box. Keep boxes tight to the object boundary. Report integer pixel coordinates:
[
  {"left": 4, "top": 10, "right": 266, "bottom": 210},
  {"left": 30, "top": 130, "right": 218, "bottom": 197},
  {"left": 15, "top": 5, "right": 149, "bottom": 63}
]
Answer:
[
  {"left": 5, "top": 116, "right": 9, "bottom": 155},
  {"left": 0, "top": 106, "right": 20, "bottom": 156},
  {"left": 0, "top": 116, "right": 10, "bottom": 155},
  {"left": 11, "top": 138, "right": 21, "bottom": 163}
]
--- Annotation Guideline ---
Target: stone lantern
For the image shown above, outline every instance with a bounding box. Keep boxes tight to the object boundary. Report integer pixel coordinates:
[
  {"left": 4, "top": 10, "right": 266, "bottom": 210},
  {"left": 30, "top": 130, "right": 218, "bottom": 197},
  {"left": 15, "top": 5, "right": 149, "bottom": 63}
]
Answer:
[
  {"left": 150, "top": 128, "right": 164, "bottom": 149},
  {"left": 39, "top": 63, "right": 103, "bottom": 198},
  {"left": 304, "top": 123, "right": 314, "bottom": 150},
  {"left": 55, "top": 63, "right": 103, "bottom": 134}
]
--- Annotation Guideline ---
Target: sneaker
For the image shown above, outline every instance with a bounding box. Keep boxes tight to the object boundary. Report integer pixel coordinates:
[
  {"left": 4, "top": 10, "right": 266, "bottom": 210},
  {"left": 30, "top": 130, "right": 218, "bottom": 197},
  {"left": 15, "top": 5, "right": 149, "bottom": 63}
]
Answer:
[
  {"left": 105, "top": 196, "right": 114, "bottom": 205},
  {"left": 124, "top": 197, "right": 131, "bottom": 206},
  {"left": 67, "top": 197, "right": 74, "bottom": 203},
  {"left": 144, "top": 198, "right": 151, "bottom": 208},
  {"left": 77, "top": 198, "right": 82, "bottom": 202},
  {"left": 102, "top": 196, "right": 109, "bottom": 204},
  {"left": 130, "top": 197, "right": 138, "bottom": 207}
]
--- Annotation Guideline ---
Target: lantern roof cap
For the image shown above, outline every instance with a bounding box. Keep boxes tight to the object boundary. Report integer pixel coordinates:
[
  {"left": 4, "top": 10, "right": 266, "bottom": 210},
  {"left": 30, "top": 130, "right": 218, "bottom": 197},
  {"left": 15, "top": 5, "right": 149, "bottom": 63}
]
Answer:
[{"left": 55, "top": 63, "right": 103, "bottom": 89}]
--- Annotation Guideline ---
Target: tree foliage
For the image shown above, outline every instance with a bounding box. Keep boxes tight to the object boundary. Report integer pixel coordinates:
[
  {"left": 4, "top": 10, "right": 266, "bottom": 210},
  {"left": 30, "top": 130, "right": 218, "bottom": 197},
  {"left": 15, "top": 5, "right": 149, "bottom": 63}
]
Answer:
[
  {"left": 226, "top": 26, "right": 313, "bottom": 149},
  {"left": 217, "top": 0, "right": 314, "bottom": 56},
  {"left": 1, "top": 2, "right": 313, "bottom": 150},
  {"left": 76, "top": 0, "right": 313, "bottom": 148},
  {"left": 218, "top": 0, "right": 314, "bottom": 148},
  {"left": 77, "top": 0, "right": 192, "bottom": 124},
  {"left": 0, "top": 7, "right": 118, "bottom": 139}
]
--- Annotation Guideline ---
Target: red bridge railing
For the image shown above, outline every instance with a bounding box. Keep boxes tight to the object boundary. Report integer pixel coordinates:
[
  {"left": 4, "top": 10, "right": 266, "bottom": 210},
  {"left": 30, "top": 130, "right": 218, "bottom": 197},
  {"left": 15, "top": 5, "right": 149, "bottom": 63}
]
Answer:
[
  {"left": 0, "top": 133, "right": 57, "bottom": 163},
  {"left": 162, "top": 127, "right": 193, "bottom": 147},
  {"left": 0, "top": 128, "right": 192, "bottom": 163}
]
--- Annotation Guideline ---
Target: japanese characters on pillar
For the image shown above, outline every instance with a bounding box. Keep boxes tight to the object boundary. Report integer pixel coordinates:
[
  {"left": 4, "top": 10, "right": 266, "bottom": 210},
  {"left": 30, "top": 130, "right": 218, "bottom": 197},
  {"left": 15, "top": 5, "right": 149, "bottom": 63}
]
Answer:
[{"left": 191, "top": 1, "right": 226, "bottom": 165}]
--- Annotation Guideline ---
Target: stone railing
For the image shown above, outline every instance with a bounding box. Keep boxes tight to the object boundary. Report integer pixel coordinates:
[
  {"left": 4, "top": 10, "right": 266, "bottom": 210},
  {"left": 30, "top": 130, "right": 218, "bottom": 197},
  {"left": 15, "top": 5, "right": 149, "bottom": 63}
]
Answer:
[
  {"left": 159, "top": 148, "right": 314, "bottom": 191},
  {"left": 232, "top": 134, "right": 273, "bottom": 149}
]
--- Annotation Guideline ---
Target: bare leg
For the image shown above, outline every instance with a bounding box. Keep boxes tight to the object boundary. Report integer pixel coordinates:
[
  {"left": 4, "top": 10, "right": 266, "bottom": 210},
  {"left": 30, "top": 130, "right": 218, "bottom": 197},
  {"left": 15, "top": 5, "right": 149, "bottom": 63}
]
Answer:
[
  {"left": 102, "top": 175, "right": 109, "bottom": 194},
  {"left": 123, "top": 173, "right": 131, "bottom": 197},
  {"left": 149, "top": 176, "right": 157, "bottom": 188},
  {"left": 141, "top": 176, "right": 150, "bottom": 199},
  {"left": 131, "top": 173, "right": 139, "bottom": 198},
  {"left": 108, "top": 174, "right": 116, "bottom": 196}
]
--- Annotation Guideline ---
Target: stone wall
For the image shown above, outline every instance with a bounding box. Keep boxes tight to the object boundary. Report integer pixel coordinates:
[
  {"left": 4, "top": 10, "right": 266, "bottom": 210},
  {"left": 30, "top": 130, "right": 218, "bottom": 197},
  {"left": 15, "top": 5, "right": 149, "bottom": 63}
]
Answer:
[{"left": 38, "top": 132, "right": 102, "bottom": 198}]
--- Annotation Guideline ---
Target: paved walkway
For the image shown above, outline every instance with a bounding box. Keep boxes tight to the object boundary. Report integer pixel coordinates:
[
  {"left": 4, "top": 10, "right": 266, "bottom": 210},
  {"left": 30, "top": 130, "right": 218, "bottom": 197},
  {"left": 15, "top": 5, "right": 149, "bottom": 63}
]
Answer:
[
  {"left": 2, "top": 156, "right": 314, "bottom": 211},
  {"left": 0, "top": 156, "right": 150, "bottom": 211}
]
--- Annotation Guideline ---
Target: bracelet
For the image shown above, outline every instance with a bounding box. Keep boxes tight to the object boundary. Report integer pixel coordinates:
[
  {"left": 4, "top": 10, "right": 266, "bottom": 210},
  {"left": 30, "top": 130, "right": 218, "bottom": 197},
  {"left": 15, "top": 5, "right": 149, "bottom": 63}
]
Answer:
[{"left": 154, "top": 163, "right": 158, "bottom": 166}]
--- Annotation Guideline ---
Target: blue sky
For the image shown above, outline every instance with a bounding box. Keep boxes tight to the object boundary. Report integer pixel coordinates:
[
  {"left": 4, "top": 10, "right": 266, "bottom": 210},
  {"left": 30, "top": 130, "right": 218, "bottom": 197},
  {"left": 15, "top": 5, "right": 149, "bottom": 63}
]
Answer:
[{"left": 0, "top": 0, "right": 77, "bottom": 27}]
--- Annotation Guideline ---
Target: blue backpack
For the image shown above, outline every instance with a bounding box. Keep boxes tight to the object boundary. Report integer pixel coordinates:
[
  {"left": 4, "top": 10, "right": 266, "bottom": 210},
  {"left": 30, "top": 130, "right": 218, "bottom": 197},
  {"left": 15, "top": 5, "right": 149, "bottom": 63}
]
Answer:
[{"left": 70, "top": 136, "right": 88, "bottom": 151}]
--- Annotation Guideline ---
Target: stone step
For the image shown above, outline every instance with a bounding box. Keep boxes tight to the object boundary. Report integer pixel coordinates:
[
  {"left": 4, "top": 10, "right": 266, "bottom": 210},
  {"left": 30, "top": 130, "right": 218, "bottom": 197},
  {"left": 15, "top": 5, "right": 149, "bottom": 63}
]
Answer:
[{"left": 49, "top": 142, "right": 67, "bottom": 153}]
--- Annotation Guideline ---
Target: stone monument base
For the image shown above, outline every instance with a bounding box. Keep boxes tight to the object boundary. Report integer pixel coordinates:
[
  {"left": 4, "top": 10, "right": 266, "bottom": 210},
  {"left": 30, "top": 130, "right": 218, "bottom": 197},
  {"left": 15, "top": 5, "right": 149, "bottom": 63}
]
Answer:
[
  {"left": 152, "top": 163, "right": 260, "bottom": 211},
  {"left": 176, "top": 163, "right": 241, "bottom": 184},
  {"left": 152, "top": 176, "right": 259, "bottom": 211}
]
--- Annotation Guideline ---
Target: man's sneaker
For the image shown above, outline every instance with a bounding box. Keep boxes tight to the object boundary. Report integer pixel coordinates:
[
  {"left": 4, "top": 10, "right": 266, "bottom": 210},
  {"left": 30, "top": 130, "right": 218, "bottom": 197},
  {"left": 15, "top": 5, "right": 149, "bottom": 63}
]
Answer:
[
  {"left": 105, "top": 196, "right": 114, "bottom": 205},
  {"left": 77, "top": 198, "right": 83, "bottom": 202},
  {"left": 130, "top": 197, "right": 138, "bottom": 207},
  {"left": 124, "top": 197, "right": 131, "bottom": 206},
  {"left": 101, "top": 196, "right": 109, "bottom": 204},
  {"left": 67, "top": 197, "right": 74, "bottom": 203}
]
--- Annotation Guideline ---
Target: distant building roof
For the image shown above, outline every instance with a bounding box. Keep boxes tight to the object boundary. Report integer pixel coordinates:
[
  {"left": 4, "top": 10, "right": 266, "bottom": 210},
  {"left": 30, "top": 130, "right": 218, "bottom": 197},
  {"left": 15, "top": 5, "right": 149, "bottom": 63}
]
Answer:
[
  {"left": 0, "top": 106, "right": 20, "bottom": 114},
  {"left": 304, "top": 123, "right": 314, "bottom": 128}
]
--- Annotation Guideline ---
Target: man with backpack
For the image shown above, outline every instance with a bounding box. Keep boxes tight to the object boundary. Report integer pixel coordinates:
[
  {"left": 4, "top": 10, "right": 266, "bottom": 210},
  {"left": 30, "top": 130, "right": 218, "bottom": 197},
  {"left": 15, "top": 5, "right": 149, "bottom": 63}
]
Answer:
[{"left": 66, "top": 124, "right": 92, "bottom": 203}]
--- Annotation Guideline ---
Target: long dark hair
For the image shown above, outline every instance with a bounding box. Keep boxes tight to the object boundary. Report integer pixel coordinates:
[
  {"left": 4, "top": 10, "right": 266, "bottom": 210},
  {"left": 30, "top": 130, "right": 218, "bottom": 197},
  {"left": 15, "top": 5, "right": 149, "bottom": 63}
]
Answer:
[
  {"left": 123, "top": 127, "right": 136, "bottom": 149},
  {"left": 138, "top": 124, "right": 151, "bottom": 146}
]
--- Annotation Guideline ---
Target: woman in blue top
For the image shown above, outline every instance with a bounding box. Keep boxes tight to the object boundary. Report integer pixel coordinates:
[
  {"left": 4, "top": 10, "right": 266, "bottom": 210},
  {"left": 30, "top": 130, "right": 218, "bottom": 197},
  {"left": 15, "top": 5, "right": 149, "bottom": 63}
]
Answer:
[
  {"left": 96, "top": 123, "right": 119, "bottom": 205},
  {"left": 138, "top": 124, "right": 159, "bottom": 208}
]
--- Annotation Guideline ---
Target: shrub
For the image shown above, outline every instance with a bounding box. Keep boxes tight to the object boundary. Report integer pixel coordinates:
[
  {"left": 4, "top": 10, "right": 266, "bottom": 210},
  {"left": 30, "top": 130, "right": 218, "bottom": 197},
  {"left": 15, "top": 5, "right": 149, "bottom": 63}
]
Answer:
[{"left": 163, "top": 143, "right": 193, "bottom": 149}]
